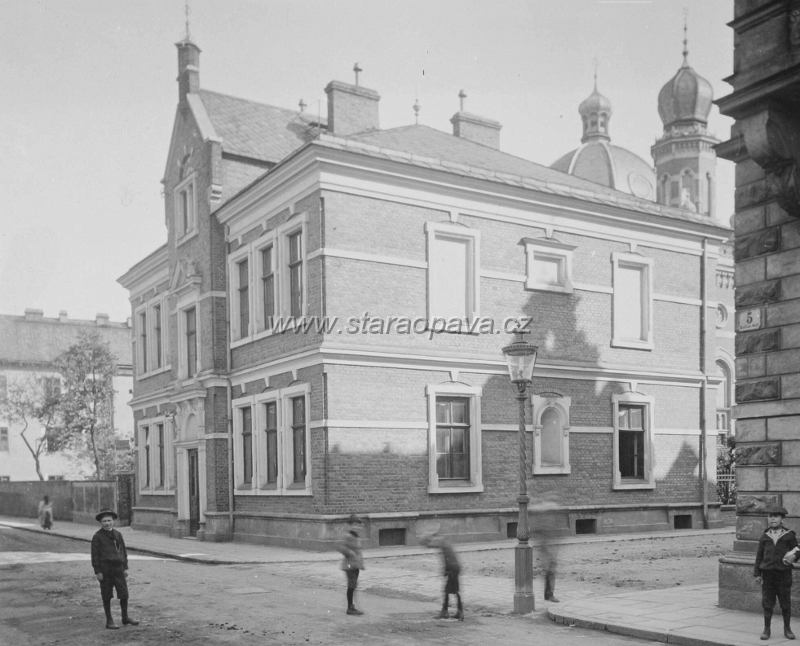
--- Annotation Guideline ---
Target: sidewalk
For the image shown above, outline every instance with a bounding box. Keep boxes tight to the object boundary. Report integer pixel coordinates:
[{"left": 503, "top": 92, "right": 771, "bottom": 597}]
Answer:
[{"left": 2, "top": 516, "right": 772, "bottom": 646}]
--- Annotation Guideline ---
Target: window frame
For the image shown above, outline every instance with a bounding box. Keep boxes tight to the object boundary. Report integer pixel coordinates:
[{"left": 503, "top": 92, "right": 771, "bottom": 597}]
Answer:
[
  {"left": 425, "top": 383, "right": 483, "bottom": 494},
  {"left": 174, "top": 173, "right": 197, "bottom": 242},
  {"left": 229, "top": 245, "right": 251, "bottom": 342},
  {"left": 425, "top": 222, "right": 481, "bottom": 323},
  {"left": 134, "top": 296, "right": 169, "bottom": 380},
  {"left": 611, "top": 252, "right": 654, "bottom": 350},
  {"left": 176, "top": 295, "right": 200, "bottom": 382},
  {"left": 138, "top": 416, "right": 174, "bottom": 494},
  {"left": 611, "top": 392, "right": 655, "bottom": 490},
  {"left": 234, "top": 383, "right": 312, "bottom": 496},
  {"left": 0, "top": 426, "right": 9, "bottom": 452},
  {"left": 531, "top": 394, "right": 571, "bottom": 475},
  {"left": 523, "top": 237, "right": 576, "bottom": 294}
]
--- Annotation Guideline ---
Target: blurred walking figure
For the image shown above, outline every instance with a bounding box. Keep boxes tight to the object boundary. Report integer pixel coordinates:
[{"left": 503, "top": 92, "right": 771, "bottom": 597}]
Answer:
[
  {"left": 420, "top": 526, "right": 463, "bottom": 621},
  {"left": 530, "top": 492, "right": 561, "bottom": 603},
  {"left": 336, "top": 513, "right": 365, "bottom": 615},
  {"left": 38, "top": 495, "right": 53, "bottom": 530}
]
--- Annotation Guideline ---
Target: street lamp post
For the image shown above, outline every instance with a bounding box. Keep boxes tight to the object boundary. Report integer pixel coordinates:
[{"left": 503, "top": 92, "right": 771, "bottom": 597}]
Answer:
[{"left": 502, "top": 329, "right": 538, "bottom": 615}]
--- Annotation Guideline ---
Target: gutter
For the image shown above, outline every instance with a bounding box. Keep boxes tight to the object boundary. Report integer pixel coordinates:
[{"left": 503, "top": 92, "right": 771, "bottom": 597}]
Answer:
[{"left": 700, "top": 237, "right": 709, "bottom": 529}]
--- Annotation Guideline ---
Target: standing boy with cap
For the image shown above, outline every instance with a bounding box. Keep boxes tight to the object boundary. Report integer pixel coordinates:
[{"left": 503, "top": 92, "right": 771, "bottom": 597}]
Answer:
[
  {"left": 336, "top": 513, "right": 365, "bottom": 615},
  {"left": 754, "top": 504, "right": 799, "bottom": 640},
  {"left": 91, "top": 508, "right": 139, "bottom": 630}
]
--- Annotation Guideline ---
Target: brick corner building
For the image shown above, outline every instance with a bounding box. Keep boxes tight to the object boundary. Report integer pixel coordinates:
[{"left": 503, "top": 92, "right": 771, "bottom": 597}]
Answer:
[{"left": 119, "top": 36, "right": 735, "bottom": 549}]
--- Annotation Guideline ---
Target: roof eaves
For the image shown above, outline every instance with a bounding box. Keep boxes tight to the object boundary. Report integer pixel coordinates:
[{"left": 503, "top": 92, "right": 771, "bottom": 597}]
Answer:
[{"left": 187, "top": 93, "right": 222, "bottom": 143}]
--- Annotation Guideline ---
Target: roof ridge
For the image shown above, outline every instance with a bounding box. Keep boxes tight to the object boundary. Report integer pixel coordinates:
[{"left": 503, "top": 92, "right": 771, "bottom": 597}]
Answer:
[{"left": 198, "top": 89, "right": 320, "bottom": 120}]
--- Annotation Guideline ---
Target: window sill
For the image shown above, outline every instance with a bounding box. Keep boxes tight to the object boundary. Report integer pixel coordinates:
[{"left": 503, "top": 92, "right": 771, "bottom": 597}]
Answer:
[
  {"left": 177, "top": 230, "right": 198, "bottom": 247},
  {"left": 611, "top": 339, "right": 654, "bottom": 351},
  {"left": 525, "top": 283, "right": 573, "bottom": 294},
  {"left": 612, "top": 479, "right": 655, "bottom": 490},
  {"left": 136, "top": 365, "right": 172, "bottom": 381},
  {"left": 428, "top": 482, "right": 484, "bottom": 494},
  {"left": 533, "top": 465, "right": 571, "bottom": 475}
]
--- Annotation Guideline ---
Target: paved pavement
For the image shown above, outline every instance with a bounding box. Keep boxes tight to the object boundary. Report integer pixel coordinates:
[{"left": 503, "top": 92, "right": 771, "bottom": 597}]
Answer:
[{"left": 0, "top": 516, "right": 776, "bottom": 646}]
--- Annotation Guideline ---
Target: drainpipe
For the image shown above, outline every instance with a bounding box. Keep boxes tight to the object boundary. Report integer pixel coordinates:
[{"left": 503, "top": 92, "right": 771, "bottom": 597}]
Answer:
[
  {"left": 225, "top": 225, "right": 235, "bottom": 539},
  {"left": 700, "top": 237, "right": 709, "bottom": 529}
]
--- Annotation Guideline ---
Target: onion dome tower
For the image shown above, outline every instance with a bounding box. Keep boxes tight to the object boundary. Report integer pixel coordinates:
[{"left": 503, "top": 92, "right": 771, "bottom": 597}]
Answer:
[
  {"left": 651, "top": 21, "right": 719, "bottom": 216},
  {"left": 551, "top": 71, "right": 656, "bottom": 200}
]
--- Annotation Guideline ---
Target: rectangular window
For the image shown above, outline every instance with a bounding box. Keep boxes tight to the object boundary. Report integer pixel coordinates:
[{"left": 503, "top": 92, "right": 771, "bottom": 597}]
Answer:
[
  {"left": 262, "top": 246, "right": 275, "bottom": 330},
  {"left": 612, "top": 253, "right": 653, "bottom": 350},
  {"left": 291, "top": 396, "right": 306, "bottom": 483},
  {"left": 177, "top": 180, "right": 195, "bottom": 237},
  {"left": 618, "top": 404, "right": 645, "bottom": 479},
  {"left": 0, "top": 476, "right": 11, "bottom": 482},
  {"left": 435, "top": 397, "right": 470, "bottom": 480},
  {"left": 139, "top": 310, "right": 148, "bottom": 373},
  {"left": 153, "top": 304, "right": 163, "bottom": 369},
  {"left": 0, "top": 375, "right": 7, "bottom": 398},
  {"left": 238, "top": 259, "right": 250, "bottom": 337},
  {"left": 288, "top": 232, "right": 303, "bottom": 318},
  {"left": 185, "top": 308, "right": 197, "bottom": 377},
  {"left": 157, "top": 423, "right": 165, "bottom": 487},
  {"left": 524, "top": 238, "right": 576, "bottom": 294},
  {"left": 264, "top": 401, "right": 278, "bottom": 484},
  {"left": 425, "top": 222, "right": 480, "bottom": 322},
  {"left": 47, "top": 475, "right": 65, "bottom": 481},
  {"left": 242, "top": 407, "right": 253, "bottom": 484},
  {"left": 0, "top": 427, "right": 8, "bottom": 452},
  {"left": 43, "top": 377, "right": 61, "bottom": 401},
  {"left": 143, "top": 427, "right": 151, "bottom": 487}
]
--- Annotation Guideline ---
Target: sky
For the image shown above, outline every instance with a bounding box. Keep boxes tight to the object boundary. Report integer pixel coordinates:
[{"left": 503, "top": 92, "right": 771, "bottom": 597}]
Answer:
[{"left": 0, "top": 0, "right": 736, "bottom": 323}]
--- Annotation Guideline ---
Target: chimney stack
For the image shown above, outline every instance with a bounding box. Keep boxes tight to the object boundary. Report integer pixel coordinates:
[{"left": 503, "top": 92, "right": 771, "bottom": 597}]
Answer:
[
  {"left": 59, "top": 310, "right": 68, "bottom": 322},
  {"left": 450, "top": 90, "right": 501, "bottom": 149},
  {"left": 325, "top": 65, "right": 380, "bottom": 136},
  {"left": 176, "top": 39, "right": 201, "bottom": 106},
  {"left": 96, "top": 313, "right": 110, "bottom": 326},
  {"left": 24, "top": 308, "right": 44, "bottom": 321}
]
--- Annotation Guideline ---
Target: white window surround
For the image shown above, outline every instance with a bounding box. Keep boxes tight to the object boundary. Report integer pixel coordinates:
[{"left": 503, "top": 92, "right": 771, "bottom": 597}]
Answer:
[
  {"left": 232, "top": 383, "right": 312, "bottom": 496},
  {"left": 523, "top": 237, "right": 576, "bottom": 294},
  {"left": 612, "top": 392, "right": 655, "bottom": 490},
  {"left": 228, "top": 214, "right": 309, "bottom": 347},
  {"left": 425, "top": 222, "right": 480, "bottom": 322},
  {"left": 176, "top": 294, "right": 200, "bottom": 383},
  {"left": 137, "top": 416, "right": 174, "bottom": 495},
  {"left": 174, "top": 173, "right": 198, "bottom": 243},
  {"left": 531, "top": 394, "right": 571, "bottom": 475},
  {"left": 611, "top": 252, "right": 654, "bottom": 350},
  {"left": 425, "top": 382, "right": 483, "bottom": 494},
  {"left": 134, "top": 297, "right": 170, "bottom": 380}
]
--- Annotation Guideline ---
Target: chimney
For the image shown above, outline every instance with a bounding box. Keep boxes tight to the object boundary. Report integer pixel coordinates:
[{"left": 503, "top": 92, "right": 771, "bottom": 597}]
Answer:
[
  {"left": 24, "top": 308, "right": 44, "bottom": 321},
  {"left": 59, "top": 310, "right": 68, "bottom": 322},
  {"left": 176, "top": 39, "right": 201, "bottom": 106},
  {"left": 325, "top": 64, "right": 380, "bottom": 136},
  {"left": 96, "top": 313, "right": 110, "bottom": 326},
  {"left": 450, "top": 89, "right": 501, "bottom": 149}
]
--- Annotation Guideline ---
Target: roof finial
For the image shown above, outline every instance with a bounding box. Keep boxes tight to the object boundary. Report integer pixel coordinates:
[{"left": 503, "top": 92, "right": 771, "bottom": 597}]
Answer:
[
  {"left": 299, "top": 99, "right": 306, "bottom": 113},
  {"left": 184, "top": 0, "right": 191, "bottom": 41},
  {"left": 353, "top": 63, "right": 362, "bottom": 86},
  {"left": 682, "top": 7, "right": 689, "bottom": 66},
  {"left": 593, "top": 56, "right": 600, "bottom": 91},
  {"left": 458, "top": 89, "right": 466, "bottom": 112},
  {"left": 413, "top": 96, "right": 421, "bottom": 124}
]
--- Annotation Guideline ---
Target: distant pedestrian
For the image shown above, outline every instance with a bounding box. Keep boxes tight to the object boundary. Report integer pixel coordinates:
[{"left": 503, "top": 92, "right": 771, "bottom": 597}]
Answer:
[
  {"left": 754, "top": 504, "right": 799, "bottom": 640},
  {"left": 38, "top": 495, "right": 53, "bottom": 530},
  {"left": 91, "top": 508, "right": 139, "bottom": 630},
  {"left": 529, "top": 492, "right": 561, "bottom": 603},
  {"left": 420, "top": 527, "right": 463, "bottom": 621},
  {"left": 336, "top": 513, "right": 365, "bottom": 615}
]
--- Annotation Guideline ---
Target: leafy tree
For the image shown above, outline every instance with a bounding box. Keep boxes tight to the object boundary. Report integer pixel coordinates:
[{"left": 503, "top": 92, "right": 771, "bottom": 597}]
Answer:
[
  {"left": 53, "top": 331, "right": 119, "bottom": 480},
  {"left": 0, "top": 375, "right": 61, "bottom": 481}
]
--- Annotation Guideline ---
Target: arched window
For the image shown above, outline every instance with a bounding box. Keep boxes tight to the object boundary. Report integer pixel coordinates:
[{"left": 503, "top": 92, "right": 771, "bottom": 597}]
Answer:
[
  {"left": 681, "top": 170, "right": 694, "bottom": 201},
  {"left": 540, "top": 408, "right": 563, "bottom": 466}
]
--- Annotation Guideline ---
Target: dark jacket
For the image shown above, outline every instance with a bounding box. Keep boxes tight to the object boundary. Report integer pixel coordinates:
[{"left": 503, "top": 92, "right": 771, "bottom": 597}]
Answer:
[
  {"left": 754, "top": 527, "right": 799, "bottom": 576},
  {"left": 91, "top": 528, "right": 128, "bottom": 574},
  {"left": 337, "top": 530, "right": 364, "bottom": 571}
]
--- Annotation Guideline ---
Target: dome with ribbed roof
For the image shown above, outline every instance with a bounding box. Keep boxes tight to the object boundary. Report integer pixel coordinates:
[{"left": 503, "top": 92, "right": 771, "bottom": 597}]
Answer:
[
  {"left": 550, "top": 80, "right": 656, "bottom": 200},
  {"left": 657, "top": 41, "right": 713, "bottom": 128}
]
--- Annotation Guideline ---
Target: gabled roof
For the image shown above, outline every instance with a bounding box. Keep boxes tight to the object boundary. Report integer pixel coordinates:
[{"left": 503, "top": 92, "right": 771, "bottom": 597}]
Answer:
[
  {"left": 197, "top": 90, "right": 326, "bottom": 164},
  {"left": 0, "top": 314, "right": 132, "bottom": 368}
]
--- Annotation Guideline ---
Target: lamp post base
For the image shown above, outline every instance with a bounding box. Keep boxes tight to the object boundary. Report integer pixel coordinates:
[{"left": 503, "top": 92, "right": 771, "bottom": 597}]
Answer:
[{"left": 513, "top": 541, "right": 535, "bottom": 614}]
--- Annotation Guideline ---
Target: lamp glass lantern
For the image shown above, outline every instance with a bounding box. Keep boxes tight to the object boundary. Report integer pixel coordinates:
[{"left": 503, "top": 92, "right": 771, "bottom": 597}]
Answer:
[{"left": 502, "top": 333, "right": 538, "bottom": 384}]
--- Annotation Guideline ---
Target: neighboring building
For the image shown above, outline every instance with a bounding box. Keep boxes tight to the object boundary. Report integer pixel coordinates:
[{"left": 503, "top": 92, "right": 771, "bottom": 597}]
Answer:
[
  {"left": 715, "top": 0, "right": 800, "bottom": 613},
  {"left": 0, "top": 309, "right": 134, "bottom": 481},
  {"left": 118, "top": 36, "right": 734, "bottom": 548}
]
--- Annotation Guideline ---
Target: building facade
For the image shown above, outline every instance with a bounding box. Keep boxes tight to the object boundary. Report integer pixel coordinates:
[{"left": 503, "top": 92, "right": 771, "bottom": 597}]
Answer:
[
  {"left": 0, "top": 309, "right": 134, "bottom": 481},
  {"left": 715, "top": 0, "right": 800, "bottom": 613},
  {"left": 119, "top": 38, "right": 734, "bottom": 549}
]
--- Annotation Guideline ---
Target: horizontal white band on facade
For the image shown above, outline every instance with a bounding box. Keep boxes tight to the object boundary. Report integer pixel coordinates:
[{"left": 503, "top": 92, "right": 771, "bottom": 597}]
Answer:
[
  {"left": 307, "top": 247, "right": 427, "bottom": 269},
  {"left": 309, "top": 420, "right": 428, "bottom": 429},
  {"left": 570, "top": 426, "right": 614, "bottom": 434},
  {"left": 654, "top": 428, "right": 702, "bottom": 436},
  {"left": 197, "top": 291, "right": 228, "bottom": 302}
]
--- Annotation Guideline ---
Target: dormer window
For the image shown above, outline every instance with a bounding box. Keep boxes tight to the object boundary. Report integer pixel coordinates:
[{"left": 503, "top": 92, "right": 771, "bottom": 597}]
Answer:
[{"left": 175, "top": 174, "right": 197, "bottom": 240}]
